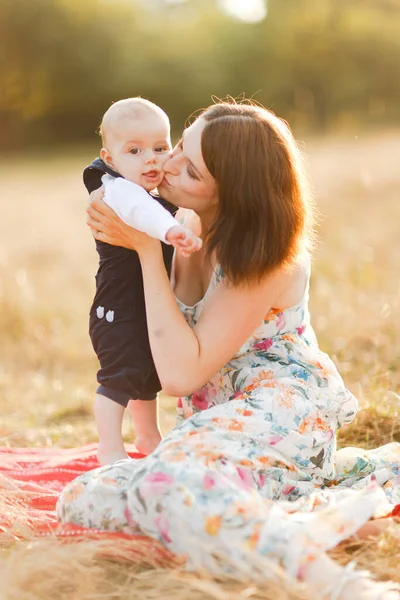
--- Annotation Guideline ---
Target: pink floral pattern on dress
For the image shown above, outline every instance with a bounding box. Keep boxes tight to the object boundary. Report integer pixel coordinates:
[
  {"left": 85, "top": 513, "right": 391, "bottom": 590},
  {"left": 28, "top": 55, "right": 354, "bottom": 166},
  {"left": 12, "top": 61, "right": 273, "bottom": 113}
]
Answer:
[{"left": 57, "top": 254, "right": 400, "bottom": 585}]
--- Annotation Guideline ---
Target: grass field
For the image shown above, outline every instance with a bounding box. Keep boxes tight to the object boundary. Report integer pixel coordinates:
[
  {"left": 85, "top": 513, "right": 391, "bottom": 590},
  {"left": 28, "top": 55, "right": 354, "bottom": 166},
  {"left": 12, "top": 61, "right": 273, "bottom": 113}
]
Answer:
[{"left": 1, "top": 131, "right": 399, "bottom": 599}]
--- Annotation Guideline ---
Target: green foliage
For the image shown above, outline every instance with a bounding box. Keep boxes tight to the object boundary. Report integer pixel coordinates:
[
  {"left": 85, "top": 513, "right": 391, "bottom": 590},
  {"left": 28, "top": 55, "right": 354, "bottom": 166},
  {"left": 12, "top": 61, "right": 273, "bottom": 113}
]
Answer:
[{"left": 1, "top": 0, "right": 399, "bottom": 150}]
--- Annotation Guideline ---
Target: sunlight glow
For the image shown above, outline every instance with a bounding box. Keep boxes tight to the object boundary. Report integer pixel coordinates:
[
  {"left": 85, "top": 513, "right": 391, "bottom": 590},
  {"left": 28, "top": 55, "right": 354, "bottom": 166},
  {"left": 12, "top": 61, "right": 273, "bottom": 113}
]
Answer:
[{"left": 218, "top": 0, "right": 267, "bottom": 23}]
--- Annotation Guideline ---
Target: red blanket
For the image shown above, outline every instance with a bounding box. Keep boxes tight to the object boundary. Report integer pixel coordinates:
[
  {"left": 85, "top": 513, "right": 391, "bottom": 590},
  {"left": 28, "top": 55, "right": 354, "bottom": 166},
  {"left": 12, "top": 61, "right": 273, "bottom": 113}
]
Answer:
[
  {"left": 2, "top": 443, "right": 399, "bottom": 564},
  {"left": 0, "top": 444, "right": 175, "bottom": 565}
]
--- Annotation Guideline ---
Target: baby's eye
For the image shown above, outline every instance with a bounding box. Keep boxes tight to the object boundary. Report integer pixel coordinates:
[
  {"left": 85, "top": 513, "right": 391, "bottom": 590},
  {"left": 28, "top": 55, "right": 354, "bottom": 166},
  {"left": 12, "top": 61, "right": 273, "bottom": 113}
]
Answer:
[
  {"left": 129, "top": 147, "right": 142, "bottom": 155},
  {"left": 155, "top": 146, "right": 170, "bottom": 153}
]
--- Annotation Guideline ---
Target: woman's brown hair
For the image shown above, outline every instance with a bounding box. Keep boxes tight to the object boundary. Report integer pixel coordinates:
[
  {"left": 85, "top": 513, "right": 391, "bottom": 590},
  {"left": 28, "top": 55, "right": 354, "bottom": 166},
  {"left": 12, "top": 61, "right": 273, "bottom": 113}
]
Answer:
[{"left": 199, "top": 100, "right": 315, "bottom": 285}]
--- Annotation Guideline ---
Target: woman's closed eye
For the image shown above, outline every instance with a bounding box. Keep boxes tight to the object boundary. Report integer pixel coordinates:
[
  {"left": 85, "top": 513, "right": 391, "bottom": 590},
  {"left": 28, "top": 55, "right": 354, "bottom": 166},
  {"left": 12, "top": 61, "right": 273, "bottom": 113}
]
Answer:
[
  {"left": 186, "top": 165, "right": 198, "bottom": 180},
  {"left": 170, "top": 139, "right": 199, "bottom": 179}
]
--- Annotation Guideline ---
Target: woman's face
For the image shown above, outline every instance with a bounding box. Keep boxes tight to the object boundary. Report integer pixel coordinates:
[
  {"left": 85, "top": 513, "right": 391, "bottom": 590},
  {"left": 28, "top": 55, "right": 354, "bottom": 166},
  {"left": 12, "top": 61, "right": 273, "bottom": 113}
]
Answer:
[{"left": 158, "top": 117, "right": 219, "bottom": 220}]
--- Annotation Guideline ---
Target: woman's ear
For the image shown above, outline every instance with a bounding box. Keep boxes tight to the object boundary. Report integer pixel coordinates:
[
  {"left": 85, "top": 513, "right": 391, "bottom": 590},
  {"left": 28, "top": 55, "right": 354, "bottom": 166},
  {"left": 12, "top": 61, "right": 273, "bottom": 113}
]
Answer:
[{"left": 100, "top": 147, "right": 115, "bottom": 169}]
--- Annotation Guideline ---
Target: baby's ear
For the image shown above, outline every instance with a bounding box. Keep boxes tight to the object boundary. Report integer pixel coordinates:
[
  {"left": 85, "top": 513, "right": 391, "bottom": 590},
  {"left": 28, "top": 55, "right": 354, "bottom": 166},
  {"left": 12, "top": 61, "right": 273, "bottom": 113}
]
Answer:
[{"left": 100, "top": 147, "right": 115, "bottom": 169}]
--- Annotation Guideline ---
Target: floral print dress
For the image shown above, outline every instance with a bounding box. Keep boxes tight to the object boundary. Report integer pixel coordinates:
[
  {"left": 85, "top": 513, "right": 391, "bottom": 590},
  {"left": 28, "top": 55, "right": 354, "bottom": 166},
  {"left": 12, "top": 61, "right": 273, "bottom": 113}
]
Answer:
[{"left": 57, "top": 255, "right": 400, "bottom": 587}]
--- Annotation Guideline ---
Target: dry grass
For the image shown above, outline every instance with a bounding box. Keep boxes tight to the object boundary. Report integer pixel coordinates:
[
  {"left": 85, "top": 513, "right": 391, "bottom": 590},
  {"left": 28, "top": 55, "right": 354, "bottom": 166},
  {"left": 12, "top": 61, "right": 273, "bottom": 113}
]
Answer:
[
  {"left": 0, "top": 130, "right": 399, "bottom": 598},
  {"left": 0, "top": 539, "right": 315, "bottom": 600}
]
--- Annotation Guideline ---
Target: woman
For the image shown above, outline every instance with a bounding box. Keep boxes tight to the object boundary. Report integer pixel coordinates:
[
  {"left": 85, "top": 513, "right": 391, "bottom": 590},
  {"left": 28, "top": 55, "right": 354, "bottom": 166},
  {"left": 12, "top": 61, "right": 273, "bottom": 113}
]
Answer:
[{"left": 57, "top": 101, "right": 399, "bottom": 598}]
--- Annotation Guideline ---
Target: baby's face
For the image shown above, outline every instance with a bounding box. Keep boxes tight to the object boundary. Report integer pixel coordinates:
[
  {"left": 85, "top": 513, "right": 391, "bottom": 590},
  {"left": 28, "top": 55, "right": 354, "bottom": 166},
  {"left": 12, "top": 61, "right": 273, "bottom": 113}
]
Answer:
[{"left": 102, "top": 113, "right": 172, "bottom": 192}]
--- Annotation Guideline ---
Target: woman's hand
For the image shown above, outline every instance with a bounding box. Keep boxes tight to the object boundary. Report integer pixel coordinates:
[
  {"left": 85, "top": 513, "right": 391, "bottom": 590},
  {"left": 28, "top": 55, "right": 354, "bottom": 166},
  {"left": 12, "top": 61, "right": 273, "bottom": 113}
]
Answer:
[{"left": 86, "top": 187, "right": 158, "bottom": 256}]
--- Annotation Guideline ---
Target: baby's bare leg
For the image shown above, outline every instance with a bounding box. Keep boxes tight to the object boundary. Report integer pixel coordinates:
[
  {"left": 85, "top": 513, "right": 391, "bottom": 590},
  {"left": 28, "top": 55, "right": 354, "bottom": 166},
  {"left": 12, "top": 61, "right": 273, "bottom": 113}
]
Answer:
[
  {"left": 128, "top": 398, "right": 162, "bottom": 455},
  {"left": 94, "top": 393, "right": 129, "bottom": 465}
]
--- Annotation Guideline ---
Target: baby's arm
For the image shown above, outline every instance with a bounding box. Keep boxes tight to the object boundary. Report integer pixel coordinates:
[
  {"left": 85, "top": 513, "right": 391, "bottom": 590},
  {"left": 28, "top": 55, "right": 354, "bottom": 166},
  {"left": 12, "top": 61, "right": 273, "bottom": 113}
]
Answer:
[{"left": 102, "top": 175, "right": 201, "bottom": 253}]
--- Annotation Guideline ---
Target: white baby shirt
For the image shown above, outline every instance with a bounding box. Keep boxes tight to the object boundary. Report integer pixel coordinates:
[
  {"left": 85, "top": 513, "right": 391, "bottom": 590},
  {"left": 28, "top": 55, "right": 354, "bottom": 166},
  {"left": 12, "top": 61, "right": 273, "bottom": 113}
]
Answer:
[{"left": 102, "top": 174, "right": 178, "bottom": 243}]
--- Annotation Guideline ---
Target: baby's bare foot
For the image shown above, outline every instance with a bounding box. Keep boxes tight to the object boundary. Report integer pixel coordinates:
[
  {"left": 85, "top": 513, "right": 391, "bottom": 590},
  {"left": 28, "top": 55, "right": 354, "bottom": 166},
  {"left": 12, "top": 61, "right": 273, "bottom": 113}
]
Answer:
[
  {"left": 134, "top": 433, "right": 162, "bottom": 456},
  {"left": 97, "top": 444, "right": 129, "bottom": 465}
]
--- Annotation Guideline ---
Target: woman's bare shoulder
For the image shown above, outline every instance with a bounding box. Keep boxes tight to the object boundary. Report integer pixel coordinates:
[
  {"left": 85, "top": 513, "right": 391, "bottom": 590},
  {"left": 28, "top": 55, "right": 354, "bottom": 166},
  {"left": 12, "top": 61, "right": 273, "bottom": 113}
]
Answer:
[{"left": 272, "top": 250, "right": 311, "bottom": 309}]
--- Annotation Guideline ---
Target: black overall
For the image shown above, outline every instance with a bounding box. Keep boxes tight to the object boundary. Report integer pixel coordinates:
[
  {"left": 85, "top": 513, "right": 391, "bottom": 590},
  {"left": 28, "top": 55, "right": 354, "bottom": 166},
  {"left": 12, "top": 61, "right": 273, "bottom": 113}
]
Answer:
[{"left": 84, "top": 158, "right": 177, "bottom": 406}]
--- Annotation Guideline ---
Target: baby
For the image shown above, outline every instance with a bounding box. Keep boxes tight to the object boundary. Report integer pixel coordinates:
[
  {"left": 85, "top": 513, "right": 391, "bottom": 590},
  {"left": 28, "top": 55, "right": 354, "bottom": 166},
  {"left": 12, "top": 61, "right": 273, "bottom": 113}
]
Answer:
[{"left": 83, "top": 98, "right": 201, "bottom": 464}]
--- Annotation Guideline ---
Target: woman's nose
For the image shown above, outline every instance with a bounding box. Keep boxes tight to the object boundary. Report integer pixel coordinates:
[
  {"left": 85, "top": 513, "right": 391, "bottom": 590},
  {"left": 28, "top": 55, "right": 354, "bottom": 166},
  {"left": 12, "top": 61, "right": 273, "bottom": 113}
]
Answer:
[{"left": 163, "top": 154, "right": 180, "bottom": 175}]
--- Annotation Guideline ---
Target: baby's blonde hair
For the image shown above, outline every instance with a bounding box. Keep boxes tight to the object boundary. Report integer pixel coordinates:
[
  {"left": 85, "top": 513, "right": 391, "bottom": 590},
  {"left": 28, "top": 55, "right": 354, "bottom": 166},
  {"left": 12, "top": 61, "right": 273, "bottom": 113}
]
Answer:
[{"left": 99, "top": 97, "right": 169, "bottom": 145}]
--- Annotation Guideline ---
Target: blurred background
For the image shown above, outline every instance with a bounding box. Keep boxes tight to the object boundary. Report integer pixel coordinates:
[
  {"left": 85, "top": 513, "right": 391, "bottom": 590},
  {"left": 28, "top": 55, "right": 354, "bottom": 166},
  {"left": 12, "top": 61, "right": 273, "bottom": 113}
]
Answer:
[
  {"left": 1, "top": 0, "right": 399, "bottom": 448},
  {"left": 1, "top": 0, "right": 400, "bottom": 150}
]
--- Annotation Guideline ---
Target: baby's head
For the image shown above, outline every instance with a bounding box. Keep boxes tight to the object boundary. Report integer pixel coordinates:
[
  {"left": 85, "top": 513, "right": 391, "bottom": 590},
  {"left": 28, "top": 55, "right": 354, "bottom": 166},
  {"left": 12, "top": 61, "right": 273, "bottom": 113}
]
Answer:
[{"left": 99, "top": 98, "right": 171, "bottom": 192}]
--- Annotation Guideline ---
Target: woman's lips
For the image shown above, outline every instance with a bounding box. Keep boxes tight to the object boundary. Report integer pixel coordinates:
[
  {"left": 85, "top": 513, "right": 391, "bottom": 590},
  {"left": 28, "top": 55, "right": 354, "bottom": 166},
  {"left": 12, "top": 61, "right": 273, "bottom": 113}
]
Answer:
[{"left": 161, "top": 175, "right": 171, "bottom": 186}]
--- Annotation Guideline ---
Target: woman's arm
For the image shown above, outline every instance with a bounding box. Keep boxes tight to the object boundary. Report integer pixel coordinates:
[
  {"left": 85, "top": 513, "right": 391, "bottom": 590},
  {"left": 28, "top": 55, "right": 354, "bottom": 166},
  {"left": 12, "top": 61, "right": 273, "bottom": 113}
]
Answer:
[
  {"left": 87, "top": 194, "right": 288, "bottom": 397},
  {"left": 139, "top": 245, "right": 286, "bottom": 396}
]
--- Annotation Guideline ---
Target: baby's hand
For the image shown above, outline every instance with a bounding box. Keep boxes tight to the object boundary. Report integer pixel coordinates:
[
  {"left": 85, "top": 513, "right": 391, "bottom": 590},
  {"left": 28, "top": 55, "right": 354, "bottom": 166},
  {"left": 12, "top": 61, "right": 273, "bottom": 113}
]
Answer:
[{"left": 166, "top": 225, "right": 202, "bottom": 256}]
